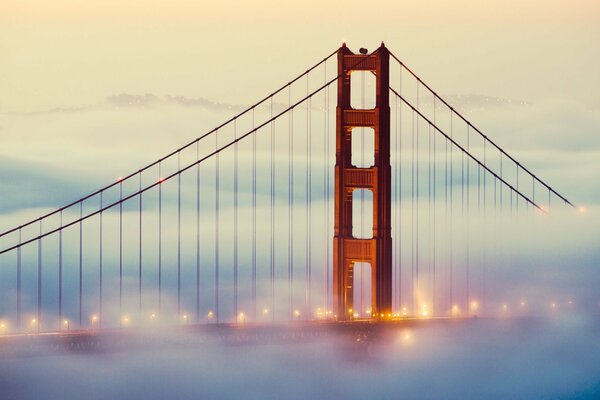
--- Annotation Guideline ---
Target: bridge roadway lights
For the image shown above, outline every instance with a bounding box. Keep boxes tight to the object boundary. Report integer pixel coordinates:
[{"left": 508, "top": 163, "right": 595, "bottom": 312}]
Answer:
[
  {"left": 333, "top": 43, "right": 392, "bottom": 321},
  {"left": 0, "top": 319, "right": 454, "bottom": 357}
]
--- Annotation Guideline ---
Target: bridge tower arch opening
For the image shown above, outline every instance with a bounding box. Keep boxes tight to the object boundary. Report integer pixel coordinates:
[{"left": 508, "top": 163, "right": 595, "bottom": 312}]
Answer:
[{"left": 333, "top": 43, "right": 392, "bottom": 321}]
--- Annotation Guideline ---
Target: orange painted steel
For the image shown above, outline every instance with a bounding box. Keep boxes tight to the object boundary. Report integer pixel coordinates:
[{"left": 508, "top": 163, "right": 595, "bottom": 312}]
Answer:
[{"left": 333, "top": 43, "right": 392, "bottom": 321}]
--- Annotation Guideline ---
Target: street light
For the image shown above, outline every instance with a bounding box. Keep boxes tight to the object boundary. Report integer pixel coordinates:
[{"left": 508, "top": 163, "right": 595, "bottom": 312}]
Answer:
[
  {"left": 63, "top": 319, "right": 70, "bottom": 331},
  {"left": 237, "top": 312, "right": 246, "bottom": 324},
  {"left": 91, "top": 315, "right": 98, "bottom": 329}
]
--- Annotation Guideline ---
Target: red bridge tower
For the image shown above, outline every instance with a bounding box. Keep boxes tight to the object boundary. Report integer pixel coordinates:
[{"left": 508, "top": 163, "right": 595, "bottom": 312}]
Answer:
[{"left": 333, "top": 43, "right": 392, "bottom": 321}]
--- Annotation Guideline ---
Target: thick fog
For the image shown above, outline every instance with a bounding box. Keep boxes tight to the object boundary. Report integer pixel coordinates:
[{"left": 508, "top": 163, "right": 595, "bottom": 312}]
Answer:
[{"left": 1, "top": 314, "right": 599, "bottom": 399}]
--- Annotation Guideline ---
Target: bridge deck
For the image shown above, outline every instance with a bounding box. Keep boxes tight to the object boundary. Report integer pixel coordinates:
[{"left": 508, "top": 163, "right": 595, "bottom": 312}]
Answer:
[{"left": 0, "top": 317, "right": 466, "bottom": 357}]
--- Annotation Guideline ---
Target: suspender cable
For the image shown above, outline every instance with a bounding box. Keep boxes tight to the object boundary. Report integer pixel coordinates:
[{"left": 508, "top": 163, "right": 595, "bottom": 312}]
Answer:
[
  {"left": 449, "top": 113, "right": 453, "bottom": 313},
  {"left": 461, "top": 148, "right": 465, "bottom": 215},
  {"left": 288, "top": 86, "right": 294, "bottom": 319},
  {"left": 215, "top": 130, "right": 220, "bottom": 323},
  {"left": 326, "top": 76, "right": 331, "bottom": 315},
  {"left": 494, "top": 169, "right": 497, "bottom": 209},
  {"left": 510, "top": 177, "right": 515, "bottom": 215},
  {"left": 270, "top": 98, "right": 275, "bottom": 321},
  {"left": 461, "top": 125, "right": 465, "bottom": 310},
  {"left": 466, "top": 126, "right": 470, "bottom": 311},
  {"left": 323, "top": 63, "right": 329, "bottom": 314},
  {"left": 394, "top": 81, "right": 400, "bottom": 311},
  {"left": 432, "top": 97, "right": 437, "bottom": 315},
  {"left": 58, "top": 211, "right": 63, "bottom": 327},
  {"left": 37, "top": 221, "right": 42, "bottom": 333},
  {"left": 177, "top": 152, "right": 182, "bottom": 317},
  {"left": 252, "top": 108, "right": 257, "bottom": 320},
  {"left": 444, "top": 106, "right": 448, "bottom": 312},
  {"left": 306, "top": 76, "right": 312, "bottom": 318},
  {"left": 17, "top": 228, "right": 22, "bottom": 330},
  {"left": 484, "top": 140, "right": 487, "bottom": 208},
  {"left": 119, "top": 179, "right": 123, "bottom": 321},
  {"left": 516, "top": 165, "right": 519, "bottom": 211},
  {"left": 500, "top": 154, "right": 503, "bottom": 209},
  {"left": 428, "top": 122, "right": 432, "bottom": 312},
  {"left": 139, "top": 174, "right": 143, "bottom": 314},
  {"left": 58, "top": 211, "right": 63, "bottom": 330},
  {"left": 398, "top": 66, "right": 403, "bottom": 312},
  {"left": 478, "top": 147, "right": 481, "bottom": 210},
  {"left": 79, "top": 203, "right": 82, "bottom": 327},
  {"left": 416, "top": 81, "right": 420, "bottom": 313},
  {"left": 99, "top": 193, "right": 103, "bottom": 326},
  {"left": 482, "top": 140, "right": 486, "bottom": 313},
  {"left": 196, "top": 141, "right": 200, "bottom": 322},
  {"left": 532, "top": 176, "right": 535, "bottom": 207},
  {"left": 158, "top": 164, "right": 162, "bottom": 313},
  {"left": 411, "top": 108, "right": 415, "bottom": 314},
  {"left": 234, "top": 120, "right": 239, "bottom": 319}
]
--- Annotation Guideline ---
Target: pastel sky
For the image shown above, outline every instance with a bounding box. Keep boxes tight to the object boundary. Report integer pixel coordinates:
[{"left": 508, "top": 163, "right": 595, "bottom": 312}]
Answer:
[{"left": 1, "top": 0, "right": 599, "bottom": 111}]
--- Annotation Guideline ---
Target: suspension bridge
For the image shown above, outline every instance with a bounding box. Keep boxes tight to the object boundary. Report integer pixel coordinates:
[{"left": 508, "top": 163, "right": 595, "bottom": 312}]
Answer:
[{"left": 0, "top": 43, "right": 577, "bottom": 339}]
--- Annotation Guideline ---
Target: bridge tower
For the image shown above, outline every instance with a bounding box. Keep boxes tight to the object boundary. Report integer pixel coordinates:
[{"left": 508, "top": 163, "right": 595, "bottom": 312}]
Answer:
[{"left": 333, "top": 43, "right": 392, "bottom": 321}]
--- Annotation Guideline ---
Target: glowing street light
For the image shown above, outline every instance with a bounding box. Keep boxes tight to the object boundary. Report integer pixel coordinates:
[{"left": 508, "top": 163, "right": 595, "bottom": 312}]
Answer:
[
  {"left": 63, "top": 319, "right": 70, "bottom": 331},
  {"left": 237, "top": 312, "right": 246, "bottom": 324},
  {"left": 30, "top": 318, "right": 39, "bottom": 333},
  {"left": 452, "top": 304, "right": 461, "bottom": 317},
  {"left": 91, "top": 314, "right": 99, "bottom": 329},
  {"left": 294, "top": 309, "right": 301, "bottom": 318},
  {"left": 207, "top": 311, "right": 214, "bottom": 320},
  {"left": 122, "top": 315, "right": 130, "bottom": 326},
  {"left": 399, "top": 330, "right": 414, "bottom": 346},
  {"left": 262, "top": 308, "right": 269, "bottom": 316}
]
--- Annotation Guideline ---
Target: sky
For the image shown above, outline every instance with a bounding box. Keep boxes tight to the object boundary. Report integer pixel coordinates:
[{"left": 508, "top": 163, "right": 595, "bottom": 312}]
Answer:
[{"left": 0, "top": 1, "right": 599, "bottom": 398}]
